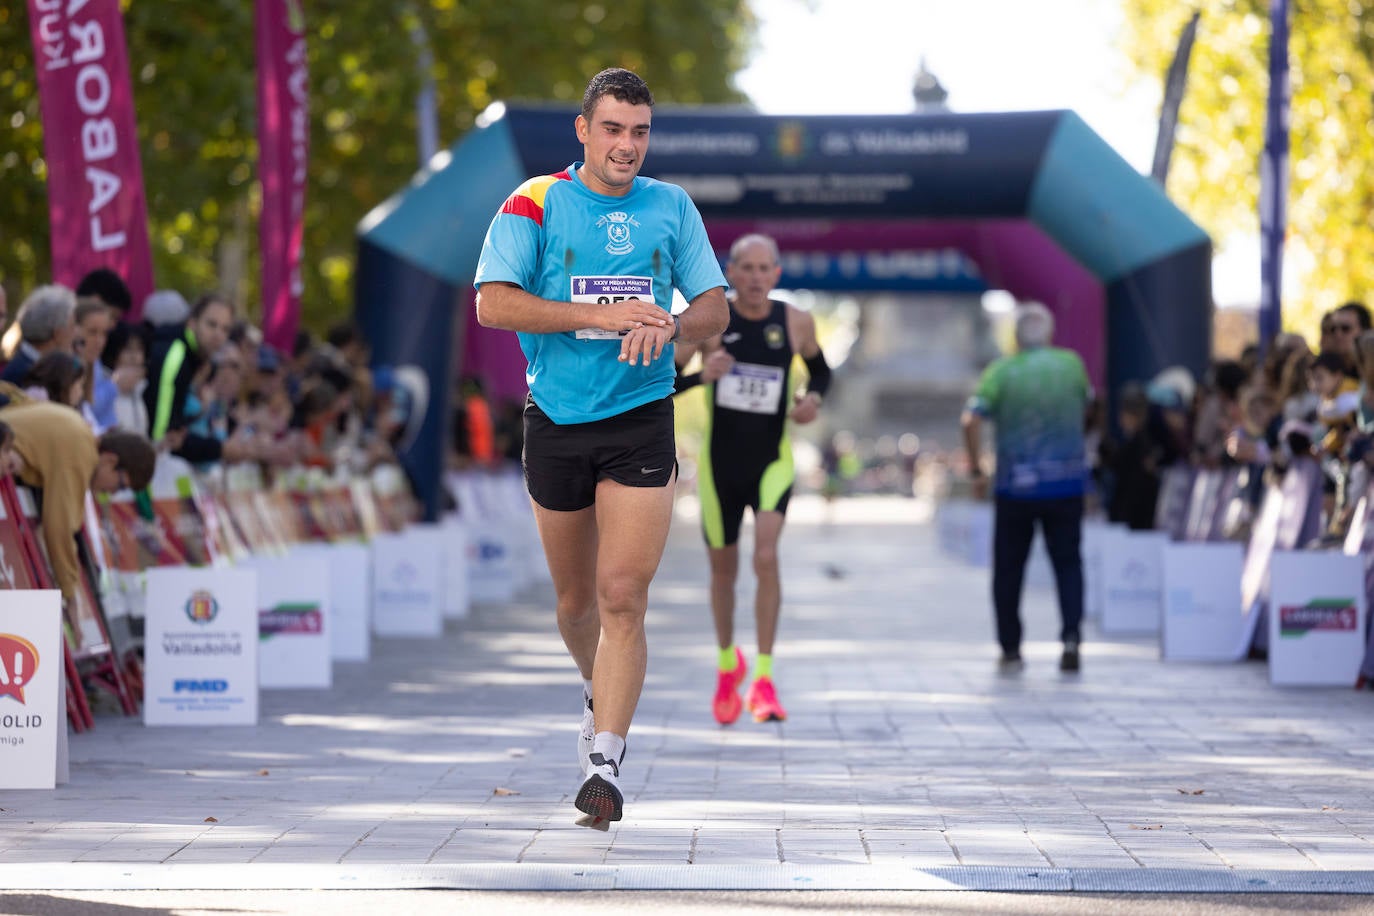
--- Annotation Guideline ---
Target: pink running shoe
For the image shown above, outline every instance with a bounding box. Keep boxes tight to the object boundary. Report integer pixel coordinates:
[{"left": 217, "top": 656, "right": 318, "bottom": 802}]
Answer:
[
  {"left": 712, "top": 647, "right": 748, "bottom": 725},
  {"left": 746, "top": 676, "right": 787, "bottom": 722}
]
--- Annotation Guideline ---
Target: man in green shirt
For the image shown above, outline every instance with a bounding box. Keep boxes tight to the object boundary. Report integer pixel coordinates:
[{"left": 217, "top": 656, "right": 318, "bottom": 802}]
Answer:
[{"left": 961, "top": 304, "right": 1090, "bottom": 673}]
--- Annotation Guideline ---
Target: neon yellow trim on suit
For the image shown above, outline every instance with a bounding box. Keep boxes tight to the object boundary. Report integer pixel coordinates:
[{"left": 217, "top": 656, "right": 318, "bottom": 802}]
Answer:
[
  {"left": 698, "top": 382, "right": 726, "bottom": 548},
  {"left": 151, "top": 338, "right": 187, "bottom": 442},
  {"left": 759, "top": 429, "right": 794, "bottom": 511},
  {"left": 758, "top": 363, "right": 796, "bottom": 511}
]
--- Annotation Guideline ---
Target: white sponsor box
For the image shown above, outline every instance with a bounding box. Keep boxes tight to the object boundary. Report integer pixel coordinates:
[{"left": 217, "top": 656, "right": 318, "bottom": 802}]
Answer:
[
  {"left": 1082, "top": 519, "right": 1116, "bottom": 620},
  {"left": 440, "top": 513, "right": 471, "bottom": 620},
  {"left": 255, "top": 549, "right": 332, "bottom": 689},
  {"left": 298, "top": 542, "right": 370, "bottom": 662},
  {"left": 1268, "top": 550, "right": 1367, "bottom": 687},
  {"left": 0, "top": 590, "right": 62, "bottom": 787},
  {"left": 1162, "top": 542, "right": 1244, "bottom": 661},
  {"left": 143, "top": 568, "right": 258, "bottom": 726},
  {"left": 372, "top": 525, "right": 444, "bottom": 637},
  {"left": 1098, "top": 529, "right": 1168, "bottom": 635}
]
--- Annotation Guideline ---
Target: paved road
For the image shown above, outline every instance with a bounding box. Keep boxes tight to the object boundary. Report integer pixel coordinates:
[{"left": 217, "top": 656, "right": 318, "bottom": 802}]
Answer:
[{"left": 0, "top": 496, "right": 1372, "bottom": 898}]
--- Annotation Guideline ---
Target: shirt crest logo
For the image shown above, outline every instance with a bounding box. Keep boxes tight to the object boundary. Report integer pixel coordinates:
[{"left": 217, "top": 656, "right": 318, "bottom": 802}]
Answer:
[
  {"left": 764, "top": 323, "right": 786, "bottom": 349},
  {"left": 597, "top": 211, "right": 640, "bottom": 256}
]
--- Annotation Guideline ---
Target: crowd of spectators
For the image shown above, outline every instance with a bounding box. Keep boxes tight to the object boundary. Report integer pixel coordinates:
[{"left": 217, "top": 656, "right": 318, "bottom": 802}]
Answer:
[
  {"left": 0, "top": 268, "right": 425, "bottom": 597},
  {"left": 1094, "top": 300, "right": 1374, "bottom": 544}
]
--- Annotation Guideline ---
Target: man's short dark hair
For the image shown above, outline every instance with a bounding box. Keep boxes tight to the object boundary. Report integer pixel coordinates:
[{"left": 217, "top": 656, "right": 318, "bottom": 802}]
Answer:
[
  {"left": 1338, "top": 301, "right": 1372, "bottom": 331},
  {"left": 98, "top": 429, "right": 156, "bottom": 491},
  {"left": 75, "top": 267, "right": 132, "bottom": 314},
  {"left": 582, "top": 68, "right": 654, "bottom": 120}
]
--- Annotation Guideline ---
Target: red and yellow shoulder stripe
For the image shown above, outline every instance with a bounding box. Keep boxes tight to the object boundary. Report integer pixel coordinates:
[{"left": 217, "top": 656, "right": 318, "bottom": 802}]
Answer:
[{"left": 499, "top": 170, "right": 572, "bottom": 225}]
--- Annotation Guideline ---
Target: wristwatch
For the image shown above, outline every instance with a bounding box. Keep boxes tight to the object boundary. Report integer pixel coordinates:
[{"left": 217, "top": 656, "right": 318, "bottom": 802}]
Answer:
[{"left": 670, "top": 314, "right": 682, "bottom": 342}]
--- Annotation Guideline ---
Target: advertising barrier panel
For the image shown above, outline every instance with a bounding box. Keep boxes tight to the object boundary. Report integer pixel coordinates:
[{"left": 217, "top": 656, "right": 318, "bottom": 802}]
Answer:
[
  {"left": 143, "top": 567, "right": 258, "bottom": 726},
  {"left": 372, "top": 524, "right": 443, "bottom": 637},
  {"left": 1162, "top": 541, "right": 1244, "bottom": 661},
  {"left": 1268, "top": 550, "right": 1366, "bottom": 687},
  {"left": 254, "top": 549, "right": 331, "bottom": 689},
  {"left": 1098, "top": 529, "right": 1168, "bottom": 634},
  {"left": 0, "top": 590, "right": 63, "bottom": 788}
]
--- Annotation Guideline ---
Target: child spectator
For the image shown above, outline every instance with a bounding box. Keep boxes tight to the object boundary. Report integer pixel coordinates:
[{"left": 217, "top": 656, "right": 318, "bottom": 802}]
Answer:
[
  {"left": 24, "top": 351, "right": 87, "bottom": 410},
  {"left": 108, "top": 331, "right": 149, "bottom": 434},
  {"left": 1104, "top": 382, "right": 1160, "bottom": 530},
  {"left": 1312, "top": 350, "right": 1361, "bottom": 459}
]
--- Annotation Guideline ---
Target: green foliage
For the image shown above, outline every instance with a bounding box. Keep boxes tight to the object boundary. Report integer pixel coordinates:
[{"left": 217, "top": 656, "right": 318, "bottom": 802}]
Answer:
[
  {"left": 1120, "top": 0, "right": 1374, "bottom": 336},
  {"left": 0, "top": 0, "right": 754, "bottom": 330}
]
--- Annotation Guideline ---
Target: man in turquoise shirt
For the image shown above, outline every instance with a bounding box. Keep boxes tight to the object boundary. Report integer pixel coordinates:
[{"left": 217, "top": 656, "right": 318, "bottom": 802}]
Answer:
[
  {"left": 475, "top": 68, "right": 728, "bottom": 830},
  {"left": 962, "top": 304, "right": 1090, "bottom": 673}
]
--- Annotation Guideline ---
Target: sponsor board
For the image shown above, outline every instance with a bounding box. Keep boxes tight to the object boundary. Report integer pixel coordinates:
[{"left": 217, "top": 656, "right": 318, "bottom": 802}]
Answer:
[
  {"left": 0, "top": 591, "right": 62, "bottom": 788},
  {"left": 372, "top": 526, "right": 443, "bottom": 637},
  {"left": 1099, "top": 529, "right": 1168, "bottom": 635},
  {"left": 1268, "top": 550, "right": 1367, "bottom": 686},
  {"left": 143, "top": 567, "right": 258, "bottom": 725},
  {"left": 254, "top": 549, "right": 332, "bottom": 689},
  {"left": 1161, "top": 542, "right": 1244, "bottom": 661}
]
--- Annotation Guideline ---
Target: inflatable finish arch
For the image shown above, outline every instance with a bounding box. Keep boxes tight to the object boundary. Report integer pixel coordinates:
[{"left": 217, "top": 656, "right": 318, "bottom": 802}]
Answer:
[{"left": 357, "top": 106, "right": 1211, "bottom": 518}]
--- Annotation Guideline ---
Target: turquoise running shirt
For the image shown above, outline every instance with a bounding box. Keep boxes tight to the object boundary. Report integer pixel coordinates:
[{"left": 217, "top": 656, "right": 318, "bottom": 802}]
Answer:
[
  {"left": 475, "top": 162, "right": 727, "bottom": 425},
  {"left": 966, "top": 346, "right": 1090, "bottom": 499}
]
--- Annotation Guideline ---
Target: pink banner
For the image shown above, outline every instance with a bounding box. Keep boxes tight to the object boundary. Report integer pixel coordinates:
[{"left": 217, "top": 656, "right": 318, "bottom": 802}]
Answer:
[
  {"left": 27, "top": 0, "right": 154, "bottom": 315},
  {"left": 255, "top": 0, "right": 309, "bottom": 353}
]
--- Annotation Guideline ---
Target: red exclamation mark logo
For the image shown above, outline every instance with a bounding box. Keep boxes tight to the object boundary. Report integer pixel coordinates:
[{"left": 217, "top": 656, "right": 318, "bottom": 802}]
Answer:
[{"left": 0, "top": 634, "right": 39, "bottom": 704}]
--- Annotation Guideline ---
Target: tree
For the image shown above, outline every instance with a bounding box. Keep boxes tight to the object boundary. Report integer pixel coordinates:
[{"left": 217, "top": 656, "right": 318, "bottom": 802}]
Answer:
[
  {"left": 0, "top": 1, "right": 755, "bottom": 331},
  {"left": 1121, "top": 0, "right": 1374, "bottom": 339}
]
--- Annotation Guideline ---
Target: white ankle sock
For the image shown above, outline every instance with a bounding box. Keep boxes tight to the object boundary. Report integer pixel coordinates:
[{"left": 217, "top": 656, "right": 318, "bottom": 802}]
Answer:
[{"left": 592, "top": 731, "right": 625, "bottom": 766}]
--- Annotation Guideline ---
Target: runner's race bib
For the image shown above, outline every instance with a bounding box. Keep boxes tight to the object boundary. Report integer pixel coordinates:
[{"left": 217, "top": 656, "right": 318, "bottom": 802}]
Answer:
[
  {"left": 716, "top": 362, "right": 785, "bottom": 414},
  {"left": 571, "top": 275, "right": 655, "bottom": 340}
]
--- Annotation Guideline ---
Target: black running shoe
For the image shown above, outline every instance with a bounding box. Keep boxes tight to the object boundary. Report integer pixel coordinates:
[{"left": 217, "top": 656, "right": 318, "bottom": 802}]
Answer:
[{"left": 1060, "top": 640, "right": 1080, "bottom": 673}]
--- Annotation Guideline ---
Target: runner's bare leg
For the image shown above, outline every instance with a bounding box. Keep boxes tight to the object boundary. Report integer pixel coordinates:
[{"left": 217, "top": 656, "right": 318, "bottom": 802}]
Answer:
[
  {"left": 751, "top": 510, "right": 786, "bottom": 656},
  {"left": 531, "top": 502, "right": 600, "bottom": 680},
  {"left": 707, "top": 543, "right": 740, "bottom": 649},
  {"left": 589, "top": 474, "right": 676, "bottom": 736}
]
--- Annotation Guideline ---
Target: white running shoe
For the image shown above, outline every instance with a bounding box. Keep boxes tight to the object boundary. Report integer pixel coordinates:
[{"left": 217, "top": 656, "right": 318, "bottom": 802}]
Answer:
[
  {"left": 574, "top": 752, "right": 623, "bottom": 831},
  {"left": 578, "top": 695, "right": 595, "bottom": 777}
]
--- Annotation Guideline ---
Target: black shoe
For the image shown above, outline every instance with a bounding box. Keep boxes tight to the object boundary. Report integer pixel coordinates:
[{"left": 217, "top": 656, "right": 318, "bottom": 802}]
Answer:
[{"left": 1060, "top": 641, "right": 1080, "bottom": 673}]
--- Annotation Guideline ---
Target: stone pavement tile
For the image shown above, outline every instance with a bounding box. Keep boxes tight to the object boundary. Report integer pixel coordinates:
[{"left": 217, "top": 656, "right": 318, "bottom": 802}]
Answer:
[
  {"left": 164, "top": 848, "right": 263, "bottom": 863},
  {"left": 72, "top": 844, "right": 190, "bottom": 862},
  {"left": 342, "top": 845, "right": 440, "bottom": 863},
  {"left": 861, "top": 828, "right": 958, "bottom": 866},
  {"left": 776, "top": 828, "right": 867, "bottom": 864},
  {"left": 248, "top": 847, "right": 349, "bottom": 863},
  {"left": 941, "top": 826, "right": 1053, "bottom": 867}
]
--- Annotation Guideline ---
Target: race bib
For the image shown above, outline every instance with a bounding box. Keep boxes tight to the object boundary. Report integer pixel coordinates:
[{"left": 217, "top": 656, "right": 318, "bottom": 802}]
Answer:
[
  {"left": 716, "top": 362, "right": 785, "bottom": 414},
  {"left": 571, "top": 275, "right": 655, "bottom": 340}
]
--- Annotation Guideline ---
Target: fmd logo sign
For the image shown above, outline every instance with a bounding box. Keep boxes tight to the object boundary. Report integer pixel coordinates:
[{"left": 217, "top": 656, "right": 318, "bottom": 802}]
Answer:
[{"left": 173, "top": 679, "right": 229, "bottom": 693}]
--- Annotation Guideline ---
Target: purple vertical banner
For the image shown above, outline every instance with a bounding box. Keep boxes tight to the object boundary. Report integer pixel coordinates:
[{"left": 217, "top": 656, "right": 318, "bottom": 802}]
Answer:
[
  {"left": 1150, "top": 10, "right": 1201, "bottom": 187},
  {"left": 255, "top": 0, "right": 309, "bottom": 354},
  {"left": 27, "top": 0, "right": 155, "bottom": 316},
  {"left": 1258, "top": 0, "right": 1290, "bottom": 349}
]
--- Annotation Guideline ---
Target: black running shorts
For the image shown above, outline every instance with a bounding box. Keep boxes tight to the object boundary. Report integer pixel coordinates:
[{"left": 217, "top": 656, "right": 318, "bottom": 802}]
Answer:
[{"left": 522, "top": 395, "right": 676, "bottom": 511}]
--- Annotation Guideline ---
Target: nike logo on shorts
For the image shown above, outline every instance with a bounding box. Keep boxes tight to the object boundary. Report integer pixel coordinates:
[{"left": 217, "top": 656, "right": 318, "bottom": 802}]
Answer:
[{"left": 641, "top": 466, "right": 663, "bottom": 474}]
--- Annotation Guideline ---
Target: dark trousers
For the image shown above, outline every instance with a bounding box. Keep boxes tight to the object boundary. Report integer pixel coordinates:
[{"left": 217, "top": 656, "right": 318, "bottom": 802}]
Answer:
[{"left": 992, "top": 494, "right": 1084, "bottom": 654}]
